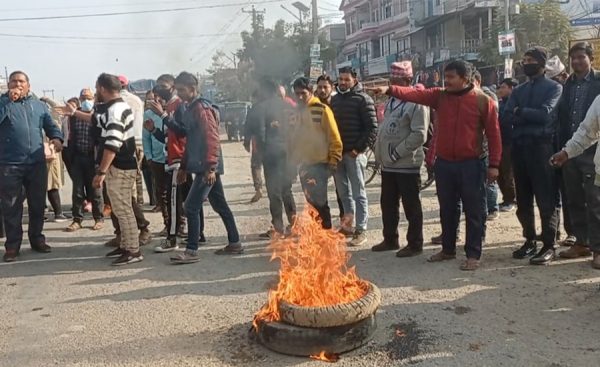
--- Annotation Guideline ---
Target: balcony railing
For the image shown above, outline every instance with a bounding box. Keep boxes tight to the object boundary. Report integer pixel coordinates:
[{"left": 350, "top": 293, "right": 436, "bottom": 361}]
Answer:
[{"left": 462, "top": 38, "right": 482, "bottom": 54}]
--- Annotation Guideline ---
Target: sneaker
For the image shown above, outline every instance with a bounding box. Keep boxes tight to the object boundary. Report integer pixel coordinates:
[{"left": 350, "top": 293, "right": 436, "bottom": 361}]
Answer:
[
  {"left": 154, "top": 238, "right": 178, "bottom": 253},
  {"left": 112, "top": 251, "right": 143, "bottom": 266},
  {"left": 106, "top": 248, "right": 126, "bottom": 258},
  {"left": 170, "top": 249, "right": 200, "bottom": 264},
  {"left": 349, "top": 231, "right": 368, "bottom": 247},
  {"left": 31, "top": 242, "right": 52, "bottom": 253},
  {"left": 53, "top": 214, "right": 69, "bottom": 223},
  {"left": 65, "top": 221, "right": 82, "bottom": 233},
  {"left": 139, "top": 228, "right": 152, "bottom": 246},
  {"left": 259, "top": 228, "right": 282, "bottom": 239},
  {"left": 337, "top": 227, "right": 355, "bottom": 238},
  {"left": 559, "top": 235, "right": 577, "bottom": 247},
  {"left": 104, "top": 235, "right": 121, "bottom": 248},
  {"left": 499, "top": 203, "right": 515, "bottom": 212},
  {"left": 529, "top": 246, "right": 555, "bottom": 265},
  {"left": 215, "top": 243, "right": 244, "bottom": 255},
  {"left": 487, "top": 211, "right": 500, "bottom": 221},
  {"left": 512, "top": 240, "right": 537, "bottom": 259}
]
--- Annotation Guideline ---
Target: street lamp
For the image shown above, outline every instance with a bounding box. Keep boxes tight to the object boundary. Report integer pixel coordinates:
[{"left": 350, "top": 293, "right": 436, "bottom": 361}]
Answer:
[{"left": 292, "top": 1, "right": 310, "bottom": 26}]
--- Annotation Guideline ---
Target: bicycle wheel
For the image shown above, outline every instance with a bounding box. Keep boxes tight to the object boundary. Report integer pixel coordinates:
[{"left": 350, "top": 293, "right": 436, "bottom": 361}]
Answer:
[{"left": 364, "top": 148, "right": 379, "bottom": 185}]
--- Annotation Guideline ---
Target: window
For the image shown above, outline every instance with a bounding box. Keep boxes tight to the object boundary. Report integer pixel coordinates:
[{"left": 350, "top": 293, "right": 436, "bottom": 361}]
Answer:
[
  {"left": 372, "top": 39, "right": 381, "bottom": 58},
  {"left": 397, "top": 37, "right": 410, "bottom": 53},
  {"left": 381, "top": 0, "right": 393, "bottom": 19},
  {"left": 380, "top": 34, "right": 393, "bottom": 56},
  {"left": 399, "top": 0, "right": 408, "bottom": 13}
]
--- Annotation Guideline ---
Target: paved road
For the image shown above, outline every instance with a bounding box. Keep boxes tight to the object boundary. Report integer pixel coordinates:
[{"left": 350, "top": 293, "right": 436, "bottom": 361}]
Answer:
[{"left": 1, "top": 140, "right": 599, "bottom": 367}]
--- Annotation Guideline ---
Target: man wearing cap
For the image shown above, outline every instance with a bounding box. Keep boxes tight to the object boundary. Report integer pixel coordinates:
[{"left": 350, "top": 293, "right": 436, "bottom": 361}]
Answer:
[
  {"left": 546, "top": 55, "right": 569, "bottom": 84},
  {"left": 504, "top": 46, "right": 563, "bottom": 265},
  {"left": 64, "top": 88, "right": 105, "bottom": 232},
  {"left": 371, "top": 61, "right": 429, "bottom": 257}
]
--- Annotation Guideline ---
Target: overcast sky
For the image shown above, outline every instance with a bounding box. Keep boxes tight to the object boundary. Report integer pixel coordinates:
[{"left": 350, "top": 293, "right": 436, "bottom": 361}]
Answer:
[{"left": 0, "top": 0, "right": 342, "bottom": 100}]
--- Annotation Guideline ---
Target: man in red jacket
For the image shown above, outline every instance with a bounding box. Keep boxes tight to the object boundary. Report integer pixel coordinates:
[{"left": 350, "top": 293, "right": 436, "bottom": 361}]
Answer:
[{"left": 370, "top": 60, "right": 501, "bottom": 271}]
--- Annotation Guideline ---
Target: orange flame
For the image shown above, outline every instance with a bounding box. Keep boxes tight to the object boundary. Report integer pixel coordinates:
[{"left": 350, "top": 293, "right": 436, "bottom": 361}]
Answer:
[
  {"left": 310, "top": 351, "right": 340, "bottom": 362},
  {"left": 253, "top": 206, "right": 368, "bottom": 329}
]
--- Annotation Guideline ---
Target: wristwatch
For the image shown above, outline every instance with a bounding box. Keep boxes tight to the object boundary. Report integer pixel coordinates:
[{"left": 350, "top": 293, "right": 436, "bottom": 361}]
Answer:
[{"left": 96, "top": 170, "right": 106, "bottom": 176}]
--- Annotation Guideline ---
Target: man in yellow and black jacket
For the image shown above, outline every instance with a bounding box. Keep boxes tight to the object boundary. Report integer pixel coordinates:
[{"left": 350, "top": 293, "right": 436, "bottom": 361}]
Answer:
[{"left": 290, "top": 77, "right": 342, "bottom": 229}]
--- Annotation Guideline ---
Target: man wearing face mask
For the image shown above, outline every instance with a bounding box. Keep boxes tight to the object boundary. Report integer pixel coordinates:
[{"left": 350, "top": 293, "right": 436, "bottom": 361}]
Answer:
[
  {"left": 504, "top": 47, "right": 563, "bottom": 265},
  {"left": 64, "top": 88, "right": 105, "bottom": 232}
]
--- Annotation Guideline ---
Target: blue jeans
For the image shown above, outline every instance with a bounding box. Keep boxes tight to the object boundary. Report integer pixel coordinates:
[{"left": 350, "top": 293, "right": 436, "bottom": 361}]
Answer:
[
  {"left": 334, "top": 153, "right": 368, "bottom": 231},
  {"left": 435, "top": 158, "right": 487, "bottom": 260},
  {"left": 486, "top": 182, "right": 499, "bottom": 214},
  {"left": 185, "top": 173, "right": 240, "bottom": 251}
]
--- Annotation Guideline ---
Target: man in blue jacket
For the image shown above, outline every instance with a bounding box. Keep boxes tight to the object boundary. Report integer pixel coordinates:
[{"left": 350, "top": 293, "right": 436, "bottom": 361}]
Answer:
[
  {"left": 0, "top": 71, "right": 63, "bottom": 262},
  {"left": 504, "top": 47, "right": 563, "bottom": 265}
]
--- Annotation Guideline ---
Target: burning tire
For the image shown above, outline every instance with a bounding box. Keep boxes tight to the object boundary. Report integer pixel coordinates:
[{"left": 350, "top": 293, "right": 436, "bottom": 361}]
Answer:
[
  {"left": 278, "top": 282, "right": 381, "bottom": 328},
  {"left": 255, "top": 313, "right": 377, "bottom": 357}
]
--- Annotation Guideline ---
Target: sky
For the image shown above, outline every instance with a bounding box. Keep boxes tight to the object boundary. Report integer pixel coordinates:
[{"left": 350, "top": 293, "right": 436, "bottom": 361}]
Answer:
[{"left": 0, "top": 0, "right": 343, "bottom": 100}]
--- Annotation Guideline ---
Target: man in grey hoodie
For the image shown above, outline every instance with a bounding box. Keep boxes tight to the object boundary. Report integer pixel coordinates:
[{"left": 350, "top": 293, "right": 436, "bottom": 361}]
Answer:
[{"left": 371, "top": 62, "right": 430, "bottom": 257}]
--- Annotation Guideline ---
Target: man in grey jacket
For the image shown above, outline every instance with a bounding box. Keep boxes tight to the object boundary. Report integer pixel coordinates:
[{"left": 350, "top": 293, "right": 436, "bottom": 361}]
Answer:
[{"left": 371, "top": 62, "right": 429, "bottom": 257}]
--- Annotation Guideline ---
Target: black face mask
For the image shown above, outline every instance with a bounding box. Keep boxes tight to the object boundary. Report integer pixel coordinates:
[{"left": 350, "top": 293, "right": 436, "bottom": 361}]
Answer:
[
  {"left": 155, "top": 86, "right": 173, "bottom": 101},
  {"left": 523, "top": 63, "right": 542, "bottom": 77}
]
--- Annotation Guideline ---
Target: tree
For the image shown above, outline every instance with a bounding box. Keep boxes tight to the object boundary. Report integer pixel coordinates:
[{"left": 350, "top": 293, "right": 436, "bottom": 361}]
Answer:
[{"left": 480, "top": 0, "right": 572, "bottom": 66}]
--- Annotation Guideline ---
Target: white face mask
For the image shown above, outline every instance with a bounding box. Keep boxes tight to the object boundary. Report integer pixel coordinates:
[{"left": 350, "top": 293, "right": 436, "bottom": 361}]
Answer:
[{"left": 81, "top": 100, "right": 94, "bottom": 112}]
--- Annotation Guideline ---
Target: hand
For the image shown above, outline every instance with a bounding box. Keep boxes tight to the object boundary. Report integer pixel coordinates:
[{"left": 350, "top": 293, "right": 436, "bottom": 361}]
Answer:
[
  {"left": 143, "top": 119, "right": 155, "bottom": 132},
  {"left": 349, "top": 149, "right": 359, "bottom": 158},
  {"left": 50, "top": 138, "right": 63, "bottom": 153},
  {"left": 148, "top": 100, "right": 164, "bottom": 116},
  {"left": 366, "top": 86, "right": 389, "bottom": 96},
  {"left": 54, "top": 104, "right": 76, "bottom": 116},
  {"left": 176, "top": 169, "right": 187, "bottom": 185},
  {"left": 204, "top": 171, "right": 217, "bottom": 185},
  {"left": 8, "top": 87, "right": 22, "bottom": 102},
  {"left": 550, "top": 150, "right": 569, "bottom": 168},
  {"left": 92, "top": 174, "right": 105, "bottom": 189},
  {"left": 487, "top": 167, "right": 499, "bottom": 184}
]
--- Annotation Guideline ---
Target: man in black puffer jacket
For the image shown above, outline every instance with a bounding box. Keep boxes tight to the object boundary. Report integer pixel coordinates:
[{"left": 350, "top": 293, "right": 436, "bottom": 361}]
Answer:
[{"left": 331, "top": 67, "right": 378, "bottom": 246}]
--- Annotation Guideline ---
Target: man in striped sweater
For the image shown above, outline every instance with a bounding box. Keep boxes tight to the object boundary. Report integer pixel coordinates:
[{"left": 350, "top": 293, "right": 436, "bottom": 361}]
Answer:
[{"left": 59, "top": 73, "right": 143, "bottom": 266}]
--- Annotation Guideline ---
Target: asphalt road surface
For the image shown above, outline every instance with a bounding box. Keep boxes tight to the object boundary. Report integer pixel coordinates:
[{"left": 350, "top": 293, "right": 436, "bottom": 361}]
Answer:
[{"left": 1, "top": 139, "right": 599, "bottom": 367}]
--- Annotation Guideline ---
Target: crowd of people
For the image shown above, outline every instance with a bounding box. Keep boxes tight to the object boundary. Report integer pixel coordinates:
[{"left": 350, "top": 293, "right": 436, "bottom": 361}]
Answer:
[{"left": 1, "top": 42, "right": 600, "bottom": 271}]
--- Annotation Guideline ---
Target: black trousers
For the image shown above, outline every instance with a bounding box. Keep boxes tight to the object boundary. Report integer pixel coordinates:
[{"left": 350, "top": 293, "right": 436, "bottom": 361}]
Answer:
[
  {"left": 70, "top": 153, "right": 104, "bottom": 222},
  {"left": 0, "top": 206, "right": 5, "bottom": 238},
  {"left": 150, "top": 161, "right": 168, "bottom": 225},
  {"left": 300, "top": 163, "right": 332, "bottom": 229},
  {"left": 512, "top": 142, "right": 559, "bottom": 248},
  {"left": 435, "top": 158, "right": 486, "bottom": 259},
  {"left": 562, "top": 148, "right": 600, "bottom": 252},
  {"left": 0, "top": 162, "right": 47, "bottom": 251},
  {"left": 381, "top": 171, "right": 423, "bottom": 249},
  {"left": 263, "top": 155, "right": 296, "bottom": 233},
  {"left": 165, "top": 168, "right": 193, "bottom": 239}
]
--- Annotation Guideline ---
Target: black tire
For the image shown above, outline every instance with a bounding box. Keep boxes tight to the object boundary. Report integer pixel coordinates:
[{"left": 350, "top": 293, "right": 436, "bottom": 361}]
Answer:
[
  {"left": 255, "top": 314, "right": 377, "bottom": 357},
  {"left": 278, "top": 282, "right": 381, "bottom": 328}
]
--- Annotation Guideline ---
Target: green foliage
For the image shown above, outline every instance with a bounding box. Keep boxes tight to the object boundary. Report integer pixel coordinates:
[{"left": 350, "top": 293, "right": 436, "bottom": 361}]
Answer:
[{"left": 480, "top": 0, "right": 572, "bottom": 65}]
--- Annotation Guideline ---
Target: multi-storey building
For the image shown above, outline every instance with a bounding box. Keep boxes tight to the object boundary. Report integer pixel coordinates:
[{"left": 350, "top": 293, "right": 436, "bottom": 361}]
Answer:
[{"left": 338, "top": 0, "right": 501, "bottom": 82}]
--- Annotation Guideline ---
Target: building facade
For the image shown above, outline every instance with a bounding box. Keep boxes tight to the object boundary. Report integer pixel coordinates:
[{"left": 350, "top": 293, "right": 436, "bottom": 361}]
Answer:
[{"left": 339, "top": 0, "right": 501, "bottom": 82}]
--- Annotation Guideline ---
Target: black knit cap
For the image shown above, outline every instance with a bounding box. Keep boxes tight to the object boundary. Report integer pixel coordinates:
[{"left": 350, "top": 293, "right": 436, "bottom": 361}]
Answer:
[{"left": 524, "top": 46, "right": 548, "bottom": 67}]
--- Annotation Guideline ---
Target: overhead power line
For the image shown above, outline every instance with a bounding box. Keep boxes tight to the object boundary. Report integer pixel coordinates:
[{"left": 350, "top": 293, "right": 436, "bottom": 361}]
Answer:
[
  {"left": 0, "top": 32, "right": 240, "bottom": 40},
  {"left": 0, "top": 0, "right": 285, "bottom": 22}
]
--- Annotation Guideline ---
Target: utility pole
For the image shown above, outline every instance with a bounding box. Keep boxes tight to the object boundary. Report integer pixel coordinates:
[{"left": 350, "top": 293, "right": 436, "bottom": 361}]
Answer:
[
  {"left": 504, "top": 0, "right": 512, "bottom": 78},
  {"left": 4, "top": 66, "right": 8, "bottom": 87},
  {"left": 242, "top": 5, "right": 266, "bottom": 39},
  {"left": 311, "top": 0, "right": 318, "bottom": 44}
]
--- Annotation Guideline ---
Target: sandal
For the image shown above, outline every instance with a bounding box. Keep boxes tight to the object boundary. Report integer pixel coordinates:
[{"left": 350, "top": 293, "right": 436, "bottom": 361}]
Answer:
[
  {"left": 460, "top": 258, "right": 480, "bottom": 271},
  {"left": 92, "top": 221, "right": 104, "bottom": 231},
  {"left": 65, "top": 221, "right": 82, "bottom": 232},
  {"left": 427, "top": 251, "right": 456, "bottom": 262},
  {"left": 215, "top": 244, "right": 244, "bottom": 255}
]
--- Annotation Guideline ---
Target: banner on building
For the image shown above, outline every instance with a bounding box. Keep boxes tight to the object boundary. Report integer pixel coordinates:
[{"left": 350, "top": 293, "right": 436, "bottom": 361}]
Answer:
[
  {"left": 310, "top": 43, "right": 321, "bottom": 59},
  {"left": 425, "top": 52, "right": 434, "bottom": 67},
  {"left": 504, "top": 58, "right": 513, "bottom": 78},
  {"left": 498, "top": 31, "right": 516, "bottom": 55},
  {"left": 569, "top": 38, "right": 600, "bottom": 70},
  {"left": 309, "top": 65, "right": 323, "bottom": 80}
]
